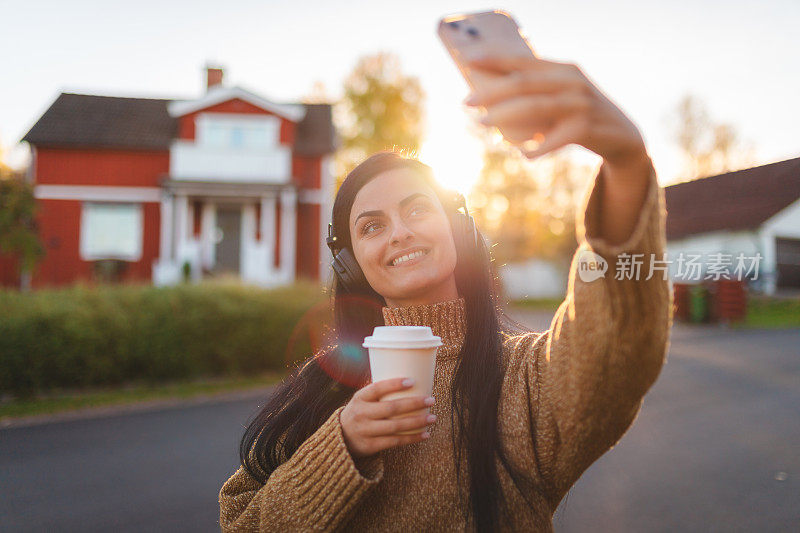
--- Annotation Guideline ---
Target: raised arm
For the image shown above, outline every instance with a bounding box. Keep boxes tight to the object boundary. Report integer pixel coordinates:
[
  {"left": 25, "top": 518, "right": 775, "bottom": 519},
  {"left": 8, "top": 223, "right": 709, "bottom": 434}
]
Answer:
[
  {"left": 465, "top": 53, "right": 672, "bottom": 506},
  {"left": 219, "top": 405, "right": 383, "bottom": 532},
  {"left": 514, "top": 158, "right": 672, "bottom": 505}
]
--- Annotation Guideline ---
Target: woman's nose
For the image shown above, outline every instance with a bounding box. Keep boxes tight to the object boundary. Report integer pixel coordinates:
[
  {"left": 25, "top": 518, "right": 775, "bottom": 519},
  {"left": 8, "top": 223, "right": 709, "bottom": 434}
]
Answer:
[{"left": 389, "top": 219, "right": 415, "bottom": 245}]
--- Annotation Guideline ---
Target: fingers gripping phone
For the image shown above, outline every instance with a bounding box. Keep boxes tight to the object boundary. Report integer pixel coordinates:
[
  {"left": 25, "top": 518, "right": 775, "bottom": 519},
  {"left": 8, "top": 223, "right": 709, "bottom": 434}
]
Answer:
[{"left": 437, "top": 10, "right": 539, "bottom": 144}]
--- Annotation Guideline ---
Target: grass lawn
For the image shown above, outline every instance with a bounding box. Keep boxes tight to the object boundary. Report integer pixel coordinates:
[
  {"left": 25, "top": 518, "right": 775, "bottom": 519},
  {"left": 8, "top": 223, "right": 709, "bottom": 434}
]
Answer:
[
  {"left": 0, "top": 371, "right": 286, "bottom": 422},
  {"left": 741, "top": 295, "right": 800, "bottom": 328},
  {"left": 509, "top": 297, "right": 563, "bottom": 312},
  {"left": 513, "top": 294, "right": 799, "bottom": 329}
]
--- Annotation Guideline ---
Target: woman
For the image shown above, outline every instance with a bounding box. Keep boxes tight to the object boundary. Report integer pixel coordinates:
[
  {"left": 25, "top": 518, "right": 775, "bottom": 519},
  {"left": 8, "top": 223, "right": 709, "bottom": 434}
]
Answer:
[{"left": 219, "top": 54, "right": 672, "bottom": 532}]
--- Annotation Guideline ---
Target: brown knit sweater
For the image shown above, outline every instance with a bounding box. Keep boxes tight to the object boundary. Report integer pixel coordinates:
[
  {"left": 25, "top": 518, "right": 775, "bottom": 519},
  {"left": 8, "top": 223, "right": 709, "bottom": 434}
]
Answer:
[{"left": 219, "top": 160, "right": 672, "bottom": 532}]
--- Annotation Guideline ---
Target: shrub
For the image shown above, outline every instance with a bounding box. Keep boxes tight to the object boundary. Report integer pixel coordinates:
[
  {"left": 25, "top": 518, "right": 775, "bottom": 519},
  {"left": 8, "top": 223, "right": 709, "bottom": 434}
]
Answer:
[{"left": 0, "top": 280, "right": 329, "bottom": 399}]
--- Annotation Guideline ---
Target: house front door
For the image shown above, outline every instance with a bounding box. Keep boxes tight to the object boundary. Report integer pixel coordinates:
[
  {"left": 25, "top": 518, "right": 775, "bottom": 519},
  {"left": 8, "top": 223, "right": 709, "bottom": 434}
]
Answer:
[{"left": 214, "top": 206, "right": 241, "bottom": 274}]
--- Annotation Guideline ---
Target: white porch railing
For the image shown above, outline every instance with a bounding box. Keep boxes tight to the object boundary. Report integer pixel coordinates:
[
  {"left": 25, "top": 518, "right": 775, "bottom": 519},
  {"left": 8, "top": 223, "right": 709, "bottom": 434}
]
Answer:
[{"left": 169, "top": 141, "right": 291, "bottom": 182}]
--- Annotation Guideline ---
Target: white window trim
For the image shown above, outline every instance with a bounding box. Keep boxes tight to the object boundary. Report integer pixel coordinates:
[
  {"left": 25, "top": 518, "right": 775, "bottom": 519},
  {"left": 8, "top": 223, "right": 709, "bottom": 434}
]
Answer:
[
  {"left": 79, "top": 202, "right": 144, "bottom": 262},
  {"left": 35, "top": 185, "right": 161, "bottom": 203}
]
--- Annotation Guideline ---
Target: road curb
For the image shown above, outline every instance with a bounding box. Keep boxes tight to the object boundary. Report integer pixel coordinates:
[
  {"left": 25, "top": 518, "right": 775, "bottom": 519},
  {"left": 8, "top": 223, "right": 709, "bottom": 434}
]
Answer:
[{"left": 0, "top": 385, "right": 276, "bottom": 430}]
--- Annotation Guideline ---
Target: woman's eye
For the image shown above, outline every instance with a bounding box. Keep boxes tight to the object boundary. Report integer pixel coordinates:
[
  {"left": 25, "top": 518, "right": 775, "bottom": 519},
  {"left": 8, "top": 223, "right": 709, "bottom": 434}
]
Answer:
[
  {"left": 410, "top": 204, "right": 429, "bottom": 216},
  {"left": 362, "top": 221, "right": 381, "bottom": 235}
]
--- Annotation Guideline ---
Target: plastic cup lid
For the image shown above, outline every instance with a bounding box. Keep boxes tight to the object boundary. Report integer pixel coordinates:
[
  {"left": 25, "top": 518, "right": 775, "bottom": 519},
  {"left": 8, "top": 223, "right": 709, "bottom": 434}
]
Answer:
[{"left": 362, "top": 325, "right": 443, "bottom": 349}]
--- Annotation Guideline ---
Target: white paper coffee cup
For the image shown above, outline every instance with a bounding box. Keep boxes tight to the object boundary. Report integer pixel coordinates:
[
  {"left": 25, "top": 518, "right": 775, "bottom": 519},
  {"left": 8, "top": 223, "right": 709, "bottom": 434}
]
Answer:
[{"left": 363, "top": 326, "right": 442, "bottom": 435}]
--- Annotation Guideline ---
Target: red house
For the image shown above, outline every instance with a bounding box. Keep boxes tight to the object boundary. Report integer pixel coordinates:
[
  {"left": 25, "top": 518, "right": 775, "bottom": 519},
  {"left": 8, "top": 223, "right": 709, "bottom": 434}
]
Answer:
[{"left": 3, "top": 67, "right": 335, "bottom": 289}]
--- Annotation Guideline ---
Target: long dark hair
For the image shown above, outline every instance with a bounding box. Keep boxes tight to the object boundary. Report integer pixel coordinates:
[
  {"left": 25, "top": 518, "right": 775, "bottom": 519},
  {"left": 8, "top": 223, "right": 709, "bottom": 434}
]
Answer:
[{"left": 239, "top": 151, "right": 539, "bottom": 532}]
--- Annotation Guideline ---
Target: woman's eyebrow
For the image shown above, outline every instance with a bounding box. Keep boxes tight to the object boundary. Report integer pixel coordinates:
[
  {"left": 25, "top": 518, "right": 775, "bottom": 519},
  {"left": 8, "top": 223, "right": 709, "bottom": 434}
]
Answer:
[{"left": 353, "top": 192, "right": 429, "bottom": 225}]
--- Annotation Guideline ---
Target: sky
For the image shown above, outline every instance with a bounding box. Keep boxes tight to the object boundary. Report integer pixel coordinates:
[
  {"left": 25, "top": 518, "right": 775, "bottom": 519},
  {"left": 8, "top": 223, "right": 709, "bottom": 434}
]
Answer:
[{"left": 1, "top": 0, "right": 798, "bottom": 193}]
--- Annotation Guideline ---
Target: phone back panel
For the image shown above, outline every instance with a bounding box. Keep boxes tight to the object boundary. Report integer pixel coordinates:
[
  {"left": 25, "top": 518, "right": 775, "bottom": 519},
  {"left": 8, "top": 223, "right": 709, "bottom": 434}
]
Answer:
[{"left": 437, "top": 10, "right": 536, "bottom": 92}]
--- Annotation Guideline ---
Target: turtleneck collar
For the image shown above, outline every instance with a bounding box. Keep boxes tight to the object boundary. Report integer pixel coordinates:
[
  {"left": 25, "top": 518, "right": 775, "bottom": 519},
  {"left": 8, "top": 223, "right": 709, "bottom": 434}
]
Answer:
[{"left": 381, "top": 296, "right": 466, "bottom": 360}]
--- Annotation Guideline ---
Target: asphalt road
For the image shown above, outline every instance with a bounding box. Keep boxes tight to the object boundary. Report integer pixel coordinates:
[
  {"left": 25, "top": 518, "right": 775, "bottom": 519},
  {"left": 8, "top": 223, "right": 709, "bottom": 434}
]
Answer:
[
  {"left": 551, "top": 325, "right": 800, "bottom": 533},
  {"left": 1, "top": 319, "right": 798, "bottom": 532},
  {"left": 0, "top": 391, "right": 264, "bottom": 532}
]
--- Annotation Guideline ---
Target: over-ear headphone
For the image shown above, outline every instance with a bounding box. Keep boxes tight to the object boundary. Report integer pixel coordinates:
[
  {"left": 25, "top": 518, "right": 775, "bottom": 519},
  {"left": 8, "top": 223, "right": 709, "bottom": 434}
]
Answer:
[{"left": 326, "top": 193, "right": 479, "bottom": 293}]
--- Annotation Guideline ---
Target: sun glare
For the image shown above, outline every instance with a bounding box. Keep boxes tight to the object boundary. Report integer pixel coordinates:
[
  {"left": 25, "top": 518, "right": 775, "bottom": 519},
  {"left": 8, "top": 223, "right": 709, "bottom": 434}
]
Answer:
[{"left": 419, "top": 121, "right": 484, "bottom": 196}]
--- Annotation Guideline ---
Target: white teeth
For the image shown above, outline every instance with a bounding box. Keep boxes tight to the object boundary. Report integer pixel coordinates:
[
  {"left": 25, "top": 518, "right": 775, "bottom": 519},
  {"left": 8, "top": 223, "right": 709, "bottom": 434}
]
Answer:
[{"left": 392, "top": 249, "right": 427, "bottom": 266}]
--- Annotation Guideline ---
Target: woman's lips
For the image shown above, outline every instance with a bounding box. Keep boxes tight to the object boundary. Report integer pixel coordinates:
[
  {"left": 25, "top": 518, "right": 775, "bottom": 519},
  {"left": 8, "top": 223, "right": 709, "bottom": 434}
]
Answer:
[{"left": 388, "top": 248, "right": 430, "bottom": 268}]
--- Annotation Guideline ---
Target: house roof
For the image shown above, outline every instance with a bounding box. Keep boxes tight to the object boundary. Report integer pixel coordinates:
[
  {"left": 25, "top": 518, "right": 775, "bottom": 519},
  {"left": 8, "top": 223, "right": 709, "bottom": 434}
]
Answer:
[
  {"left": 665, "top": 157, "right": 800, "bottom": 240},
  {"left": 23, "top": 93, "right": 177, "bottom": 150},
  {"left": 22, "top": 92, "right": 335, "bottom": 156}
]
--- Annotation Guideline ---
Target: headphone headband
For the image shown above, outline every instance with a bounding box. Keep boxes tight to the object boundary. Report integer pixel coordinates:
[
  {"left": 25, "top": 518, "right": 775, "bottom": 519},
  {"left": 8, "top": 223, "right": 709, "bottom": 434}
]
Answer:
[{"left": 326, "top": 223, "right": 338, "bottom": 252}]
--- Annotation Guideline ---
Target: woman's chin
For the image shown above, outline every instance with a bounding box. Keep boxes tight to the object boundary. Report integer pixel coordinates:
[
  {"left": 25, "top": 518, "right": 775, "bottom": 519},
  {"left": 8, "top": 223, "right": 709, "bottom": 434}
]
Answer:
[{"left": 387, "top": 271, "right": 441, "bottom": 294}]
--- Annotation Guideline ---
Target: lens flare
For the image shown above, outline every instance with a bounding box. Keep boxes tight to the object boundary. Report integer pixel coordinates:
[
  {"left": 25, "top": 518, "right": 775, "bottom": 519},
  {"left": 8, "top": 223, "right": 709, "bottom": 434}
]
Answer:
[{"left": 283, "top": 293, "right": 384, "bottom": 388}]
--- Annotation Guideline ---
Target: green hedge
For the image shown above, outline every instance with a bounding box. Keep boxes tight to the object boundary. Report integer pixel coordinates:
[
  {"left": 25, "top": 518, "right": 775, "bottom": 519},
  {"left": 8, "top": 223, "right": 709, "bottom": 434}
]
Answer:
[{"left": 0, "top": 281, "right": 329, "bottom": 399}]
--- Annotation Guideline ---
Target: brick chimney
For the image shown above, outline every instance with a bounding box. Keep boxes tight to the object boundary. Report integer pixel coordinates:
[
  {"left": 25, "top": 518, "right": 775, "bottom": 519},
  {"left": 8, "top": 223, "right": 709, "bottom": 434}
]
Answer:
[{"left": 206, "top": 66, "right": 224, "bottom": 91}]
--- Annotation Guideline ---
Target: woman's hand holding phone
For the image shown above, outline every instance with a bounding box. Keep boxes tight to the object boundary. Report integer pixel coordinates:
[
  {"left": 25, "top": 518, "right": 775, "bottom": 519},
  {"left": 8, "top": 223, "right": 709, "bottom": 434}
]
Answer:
[
  {"left": 441, "top": 10, "right": 655, "bottom": 246},
  {"left": 466, "top": 55, "right": 654, "bottom": 245},
  {"left": 464, "top": 55, "right": 649, "bottom": 172}
]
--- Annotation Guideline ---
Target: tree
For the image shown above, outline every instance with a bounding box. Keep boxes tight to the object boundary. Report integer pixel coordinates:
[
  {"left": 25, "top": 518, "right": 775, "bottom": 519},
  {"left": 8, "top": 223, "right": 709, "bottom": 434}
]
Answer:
[
  {"left": 0, "top": 158, "right": 44, "bottom": 290},
  {"left": 670, "top": 94, "right": 756, "bottom": 181},
  {"left": 469, "top": 132, "right": 588, "bottom": 268},
  {"left": 335, "top": 52, "right": 425, "bottom": 188},
  {"left": 469, "top": 136, "right": 540, "bottom": 265}
]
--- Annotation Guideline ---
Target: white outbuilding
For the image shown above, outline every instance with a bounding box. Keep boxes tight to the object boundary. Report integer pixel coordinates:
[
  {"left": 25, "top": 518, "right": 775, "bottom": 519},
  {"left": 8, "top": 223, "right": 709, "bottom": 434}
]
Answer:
[{"left": 664, "top": 157, "right": 800, "bottom": 295}]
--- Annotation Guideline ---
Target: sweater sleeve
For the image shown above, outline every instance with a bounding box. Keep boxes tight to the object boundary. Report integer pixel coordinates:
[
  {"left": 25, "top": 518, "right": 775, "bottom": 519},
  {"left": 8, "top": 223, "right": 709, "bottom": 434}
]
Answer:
[
  {"left": 512, "top": 157, "right": 672, "bottom": 506},
  {"left": 218, "top": 404, "right": 384, "bottom": 532}
]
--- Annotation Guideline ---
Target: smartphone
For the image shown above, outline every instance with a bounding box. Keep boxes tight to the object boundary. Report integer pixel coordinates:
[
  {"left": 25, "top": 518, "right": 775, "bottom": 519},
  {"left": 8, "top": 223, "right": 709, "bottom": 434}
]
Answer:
[
  {"left": 437, "top": 10, "right": 537, "bottom": 92},
  {"left": 437, "top": 10, "right": 539, "bottom": 144}
]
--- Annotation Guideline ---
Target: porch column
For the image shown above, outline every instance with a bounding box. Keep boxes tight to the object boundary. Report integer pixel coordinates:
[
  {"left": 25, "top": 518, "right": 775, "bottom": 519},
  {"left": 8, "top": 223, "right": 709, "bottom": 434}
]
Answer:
[
  {"left": 201, "top": 201, "right": 216, "bottom": 270},
  {"left": 159, "top": 192, "right": 174, "bottom": 261},
  {"left": 175, "top": 194, "right": 189, "bottom": 261},
  {"left": 187, "top": 200, "right": 195, "bottom": 241},
  {"left": 261, "top": 194, "right": 277, "bottom": 273},
  {"left": 242, "top": 203, "right": 257, "bottom": 280},
  {"left": 279, "top": 187, "right": 297, "bottom": 283}
]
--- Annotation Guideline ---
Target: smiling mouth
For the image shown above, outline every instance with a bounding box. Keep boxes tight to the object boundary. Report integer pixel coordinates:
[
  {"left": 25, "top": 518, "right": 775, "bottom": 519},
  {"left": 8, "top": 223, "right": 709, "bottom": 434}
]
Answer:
[{"left": 388, "top": 248, "right": 430, "bottom": 267}]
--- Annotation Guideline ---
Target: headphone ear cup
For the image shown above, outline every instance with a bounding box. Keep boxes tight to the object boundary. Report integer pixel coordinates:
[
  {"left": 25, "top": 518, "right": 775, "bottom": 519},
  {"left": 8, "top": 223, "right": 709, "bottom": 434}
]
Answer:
[
  {"left": 465, "top": 213, "right": 479, "bottom": 248},
  {"left": 333, "top": 247, "right": 368, "bottom": 291},
  {"left": 330, "top": 251, "right": 351, "bottom": 284},
  {"left": 450, "top": 193, "right": 479, "bottom": 250},
  {"left": 451, "top": 210, "right": 479, "bottom": 252}
]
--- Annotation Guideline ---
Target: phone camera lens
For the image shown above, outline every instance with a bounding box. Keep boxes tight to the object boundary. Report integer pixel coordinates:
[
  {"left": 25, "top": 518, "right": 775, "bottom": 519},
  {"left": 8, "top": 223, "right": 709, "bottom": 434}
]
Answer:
[
  {"left": 447, "top": 21, "right": 460, "bottom": 29},
  {"left": 466, "top": 27, "right": 479, "bottom": 38}
]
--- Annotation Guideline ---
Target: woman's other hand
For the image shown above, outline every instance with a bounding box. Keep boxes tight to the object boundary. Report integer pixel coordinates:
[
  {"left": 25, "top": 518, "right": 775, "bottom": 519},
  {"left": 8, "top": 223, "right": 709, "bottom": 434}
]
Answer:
[
  {"left": 466, "top": 55, "right": 655, "bottom": 245},
  {"left": 340, "top": 377, "right": 436, "bottom": 459},
  {"left": 464, "top": 56, "right": 647, "bottom": 169}
]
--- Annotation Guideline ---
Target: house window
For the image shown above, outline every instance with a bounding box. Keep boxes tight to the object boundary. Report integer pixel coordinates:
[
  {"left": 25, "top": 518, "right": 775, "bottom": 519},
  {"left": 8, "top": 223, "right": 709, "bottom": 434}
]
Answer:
[
  {"left": 80, "top": 202, "right": 143, "bottom": 261},
  {"left": 230, "top": 126, "right": 245, "bottom": 147},
  {"left": 197, "top": 114, "right": 280, "bottom": 149},
  {"left": 204, "top": 122, "right": 229, "bottom": 147}
]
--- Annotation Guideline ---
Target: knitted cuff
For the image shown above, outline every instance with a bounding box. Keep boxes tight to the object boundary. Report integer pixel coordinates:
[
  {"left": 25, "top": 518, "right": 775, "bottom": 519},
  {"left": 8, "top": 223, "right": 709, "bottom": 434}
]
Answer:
[
  {"left": 282, "top": 404, "right": 384, "bottom": 529},
  {"left": 578, "top": 158, "right": 662, "bottom": 258}
]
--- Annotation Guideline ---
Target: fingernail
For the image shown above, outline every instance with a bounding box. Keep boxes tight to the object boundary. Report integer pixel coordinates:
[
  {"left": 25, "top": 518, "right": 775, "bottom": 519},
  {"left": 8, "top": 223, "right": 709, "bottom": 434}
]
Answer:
[
  {"left": 479, "top": 114, "right": 491, "bottom": 125},
  {"left": 402, "top": 378, "right": 415, "bottom": 387},
  {"left": 464, "top": 94, "right": 478, "bottom": 105},
  {"left": 426, "top": 414, "right": 437, "bottom": 423},
  {"left": 424, "top": 396, "right": 435, "bottom": 406},
  {"left": 421, "top": 432, "right": 431, "bottom": 439}
]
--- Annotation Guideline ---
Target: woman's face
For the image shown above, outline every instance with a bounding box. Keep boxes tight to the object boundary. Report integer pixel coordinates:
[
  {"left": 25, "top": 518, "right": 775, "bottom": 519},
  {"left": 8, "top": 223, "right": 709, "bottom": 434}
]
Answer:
[{"left": 348, "top": 167, "right": 458, "bottom": 306}]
